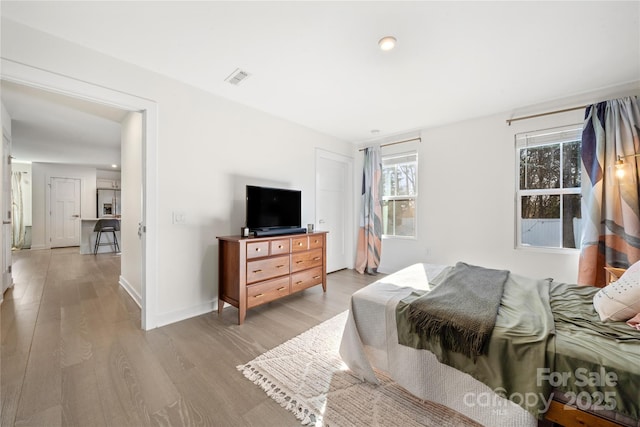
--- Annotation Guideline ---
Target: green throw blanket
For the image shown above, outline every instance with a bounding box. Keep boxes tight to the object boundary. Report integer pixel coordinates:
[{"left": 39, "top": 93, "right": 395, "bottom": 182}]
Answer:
[
  {"left": 397, "top": 265, "right": 556, "bottom": 419},
  {"left": 405, "top": 262, "right": 508, "bottom": 358}
]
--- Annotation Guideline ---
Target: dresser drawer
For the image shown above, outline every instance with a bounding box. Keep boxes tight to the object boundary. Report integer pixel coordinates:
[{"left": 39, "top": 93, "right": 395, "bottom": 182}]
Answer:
[
  {"left": 291, "top": 248, "right": 323, "bottom": 272},
  {"left": 247, "top": 255, "right": 290, "bottom": 284},
  {"left": 246, "top": 241, "right": 269, "bottom": 259},
  {"left": 247, "top": 276, "right": 290, "bottom": 308},
  {"left": 291, "top": 236, "right": 309, "bottom": 252},
  {"left": 291, "top": 267, "right": 323, "bottom": 292},
  {"left": 270, "top": 239, "right": 290, "bottom": 255},
  {"left": 309, "top": 234, "right": 323, "bottom": 249}
]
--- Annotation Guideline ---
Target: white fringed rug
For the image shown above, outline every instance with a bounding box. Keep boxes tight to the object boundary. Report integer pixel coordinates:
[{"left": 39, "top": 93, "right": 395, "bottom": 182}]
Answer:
[{"left": 237, "top": 311, "right": 482, "bottom": 426}]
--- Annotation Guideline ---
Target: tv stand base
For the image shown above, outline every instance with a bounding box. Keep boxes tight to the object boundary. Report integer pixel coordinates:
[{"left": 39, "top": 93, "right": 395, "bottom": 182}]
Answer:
[{"left": 252, "top": 227, "right": 306, "bottom": 237}]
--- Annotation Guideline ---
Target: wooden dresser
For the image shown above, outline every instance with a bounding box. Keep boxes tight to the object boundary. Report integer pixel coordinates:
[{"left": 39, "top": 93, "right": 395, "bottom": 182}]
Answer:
[{"left": 217, "top": 232, "right": 328, "bottom": 324}]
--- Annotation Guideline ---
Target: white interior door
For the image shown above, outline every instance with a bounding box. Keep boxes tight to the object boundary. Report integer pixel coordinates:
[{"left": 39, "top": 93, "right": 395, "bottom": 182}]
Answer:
[
  {"left": 316, "top": 150, "right": 353, "bottom": 273},
  {"left": 50, "top": 177, "right": 81, "bottom": 247}
]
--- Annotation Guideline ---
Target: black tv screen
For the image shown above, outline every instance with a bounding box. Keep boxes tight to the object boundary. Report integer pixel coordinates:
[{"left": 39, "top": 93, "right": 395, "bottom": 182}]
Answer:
[{"left": 246, "top": 185, "right": 301, "bottom": 230}]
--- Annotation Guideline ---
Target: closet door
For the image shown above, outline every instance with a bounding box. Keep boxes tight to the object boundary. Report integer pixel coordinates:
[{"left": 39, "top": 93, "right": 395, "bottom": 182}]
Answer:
[{"left": 316, "top": 150, "right": 353, "bottom": 273}]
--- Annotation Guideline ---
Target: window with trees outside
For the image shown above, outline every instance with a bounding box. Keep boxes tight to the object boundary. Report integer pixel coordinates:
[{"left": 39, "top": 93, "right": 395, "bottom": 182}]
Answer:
[
  {"left": 382, "top": 152, "right": 417, "bottom": 238},
  {"left": 516, "top": 125, "right": 582, "bottom": 250}
]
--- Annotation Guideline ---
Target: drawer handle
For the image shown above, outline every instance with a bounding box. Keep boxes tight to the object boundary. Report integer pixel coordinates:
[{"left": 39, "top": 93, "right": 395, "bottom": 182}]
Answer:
[
  {"left": 253, "top": 269, "right": 263, "bottom": 273},
  {"left": 297, "top": 242, "right": 303, "bottom": 246},
  {"left": 255, "top": 247, "right": 261, "bottom": 252},
  {"left": 296, "top": 281, "right": 303, "bottom": 285},
  {"left": 276, "top": 264, "right": 285, "bottom": 268},
  {"left": 277, "top": 287, "right": 286, "bottom": 291},
  {"left": 278, "top": 245, "right": 283, "bottom": 249},
  {"left": 296, "top": 260, "right": 304, "bottom": 264},
  {"left": 314, "top": 240, "right": 318, "bottom": 243},
  {"left": 254, "top": 293, "right": 264, "bottom": 298},
  {"left": 313, "top": 276, "right": 321, "bottom": 280},
  {"left": 313, "top": 257, "right": 321, "bottom": 261}
]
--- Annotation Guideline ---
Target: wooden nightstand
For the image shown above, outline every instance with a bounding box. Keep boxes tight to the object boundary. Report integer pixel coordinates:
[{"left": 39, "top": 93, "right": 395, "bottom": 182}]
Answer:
[{"left": 604, "top": 266, "right": 627, "bottom": 284}]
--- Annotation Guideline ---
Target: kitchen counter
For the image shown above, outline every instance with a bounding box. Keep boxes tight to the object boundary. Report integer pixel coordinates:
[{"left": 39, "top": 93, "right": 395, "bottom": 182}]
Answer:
[{"left": 80, "top": 218, "right": 121, "bottom": 254}]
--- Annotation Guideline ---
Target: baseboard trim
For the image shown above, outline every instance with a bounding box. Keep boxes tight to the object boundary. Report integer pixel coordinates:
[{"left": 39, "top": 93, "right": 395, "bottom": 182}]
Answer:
[
  {"left": 154, "top": 301, "right": 216, "bottom": 328},
  {"left": 118, "top": 276, "right": 215, "bottom": 329},
  {"left": 119, "top": 275, "right": 142, "bottom": 308}
]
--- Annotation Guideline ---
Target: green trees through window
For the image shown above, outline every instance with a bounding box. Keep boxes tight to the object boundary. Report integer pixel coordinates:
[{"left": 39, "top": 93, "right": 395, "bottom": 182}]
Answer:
[
  {"left": 382, "top": 153, "right": 417, "bottom": 238},
  {"left": 517, "top": 127, "right": 582, "bottom": 249}
]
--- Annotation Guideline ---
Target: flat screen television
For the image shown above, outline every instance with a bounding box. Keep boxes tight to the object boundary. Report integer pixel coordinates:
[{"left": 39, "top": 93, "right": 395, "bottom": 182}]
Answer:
[{"left": 246, "top": 185, "right": 302, "bottom": 233}]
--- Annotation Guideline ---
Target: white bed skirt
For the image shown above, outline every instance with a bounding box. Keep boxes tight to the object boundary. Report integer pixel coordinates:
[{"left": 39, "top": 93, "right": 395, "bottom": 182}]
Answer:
[{"left": 339, "top": 263, "right": 537, "bottom": 427}]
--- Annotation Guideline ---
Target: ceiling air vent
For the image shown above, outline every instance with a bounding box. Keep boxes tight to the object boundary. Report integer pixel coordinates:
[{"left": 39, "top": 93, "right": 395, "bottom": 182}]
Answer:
[{"left": 224, "top": 68, "right": 251, "bottom": 86}]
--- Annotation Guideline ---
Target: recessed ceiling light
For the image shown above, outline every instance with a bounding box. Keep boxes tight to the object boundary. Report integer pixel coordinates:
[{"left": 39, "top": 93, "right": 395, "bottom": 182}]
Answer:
[
  {"left": 111, "top": 164, "right": 118, "bottom": 168},
  {"left": 378, "top": 36, "right": 397, "bottom": 51}
]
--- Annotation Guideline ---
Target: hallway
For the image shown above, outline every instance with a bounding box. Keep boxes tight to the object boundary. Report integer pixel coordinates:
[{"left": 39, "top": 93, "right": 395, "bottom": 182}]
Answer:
[{"left": 1, "top": 248, "right": 136, "bottom": 425}]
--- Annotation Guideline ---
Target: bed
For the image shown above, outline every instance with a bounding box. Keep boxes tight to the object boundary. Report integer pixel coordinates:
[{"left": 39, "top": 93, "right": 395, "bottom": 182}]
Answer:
[{"left": 339, "top": 263, "right": 640, "bottom": 427}]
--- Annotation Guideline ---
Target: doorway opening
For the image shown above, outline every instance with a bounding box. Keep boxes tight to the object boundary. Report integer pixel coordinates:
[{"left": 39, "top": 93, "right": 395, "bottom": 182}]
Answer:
[{"left": 1, "top": 59, "right": 158, "bottom": 330}]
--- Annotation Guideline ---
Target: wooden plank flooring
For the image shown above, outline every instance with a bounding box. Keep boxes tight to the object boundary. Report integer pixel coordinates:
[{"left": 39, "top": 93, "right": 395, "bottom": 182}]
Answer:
[{"left": 1, "top": 248, "right": 379, "bottom": 426}]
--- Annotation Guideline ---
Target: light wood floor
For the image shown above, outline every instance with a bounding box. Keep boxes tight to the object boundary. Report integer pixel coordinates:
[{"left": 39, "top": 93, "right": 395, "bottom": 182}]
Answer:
[{"left": 1, "top": 247, "right": 379, "bottom": 426}]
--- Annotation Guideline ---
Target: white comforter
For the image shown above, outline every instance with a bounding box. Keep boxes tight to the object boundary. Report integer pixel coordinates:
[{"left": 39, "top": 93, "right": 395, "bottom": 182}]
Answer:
[{"left": 339, "top": 263, "right": 537, "bottom": 427}]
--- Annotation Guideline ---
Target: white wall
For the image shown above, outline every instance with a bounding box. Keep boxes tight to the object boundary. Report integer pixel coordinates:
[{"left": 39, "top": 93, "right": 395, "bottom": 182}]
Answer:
[
  {"left": 96, "top": 169, "right": 121, "bottom": 181},
  {"left": 376, "top": 82, "right": 640, "bottom": 284},
  {"left": 1, "top": 101, "right": 12, "bottom": 299},
  {"left": 30, "top": 162, "right": 97, "bottom": 249},
  {"left": 120, "top": 112, "right": 143, "bottom": 304},
  {"left": 1, "top": 19, "right": 353, "bottom": 326}
]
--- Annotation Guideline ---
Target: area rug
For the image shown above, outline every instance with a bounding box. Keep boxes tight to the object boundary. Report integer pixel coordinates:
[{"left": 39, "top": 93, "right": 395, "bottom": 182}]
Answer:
[{"left": 237, "top": 311, "right": 482, "bottom": 426}]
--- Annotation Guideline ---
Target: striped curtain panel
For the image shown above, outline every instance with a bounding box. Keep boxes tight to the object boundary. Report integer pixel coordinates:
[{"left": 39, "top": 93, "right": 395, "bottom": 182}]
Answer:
[
  {"left": 578, "top": 96, "right": 640, "bottom": 286},
  {"left": 355, "top": 146, "right": 382, "bottom": 274}
]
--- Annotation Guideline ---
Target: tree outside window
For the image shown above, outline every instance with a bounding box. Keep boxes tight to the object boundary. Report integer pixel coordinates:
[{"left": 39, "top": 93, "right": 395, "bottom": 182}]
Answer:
[
  {"left": 382, "top": 153, "right": 417, "bottom": 238},
  {"left": 516, "top": 126, "right": 582, "bottom": 249}
]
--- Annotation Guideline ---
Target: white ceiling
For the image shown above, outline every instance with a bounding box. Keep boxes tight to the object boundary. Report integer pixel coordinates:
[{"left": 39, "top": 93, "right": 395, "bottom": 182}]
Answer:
[
  {"left": 2, "top": 80, "right": 127, "bottom": 170},
  {"left": 1, "top": 1, "right": 639, "bottom": 165}
]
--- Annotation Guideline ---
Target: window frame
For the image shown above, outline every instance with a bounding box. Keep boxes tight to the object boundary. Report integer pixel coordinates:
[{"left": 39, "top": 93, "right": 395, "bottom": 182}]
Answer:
[
  {"left": 381, "top": 151, "right": 418, "bottom": 240},
  {"left": 514, "top": 125, "right": 582, "bottom": 252}
]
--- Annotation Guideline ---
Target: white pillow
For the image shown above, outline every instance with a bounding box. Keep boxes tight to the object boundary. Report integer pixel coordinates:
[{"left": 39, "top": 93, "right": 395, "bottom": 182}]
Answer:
[{"left": 593, "top": 260, "right": 640, "bottom": 322}]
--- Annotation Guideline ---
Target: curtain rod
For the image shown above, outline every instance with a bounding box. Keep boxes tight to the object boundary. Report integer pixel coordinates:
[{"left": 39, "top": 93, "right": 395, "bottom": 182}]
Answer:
[
  {"left": 359, "top": 136, "right": 421, "bottom": 152},
  {"left": 506, "top": 105, "right": 589, "bottom": 126}
]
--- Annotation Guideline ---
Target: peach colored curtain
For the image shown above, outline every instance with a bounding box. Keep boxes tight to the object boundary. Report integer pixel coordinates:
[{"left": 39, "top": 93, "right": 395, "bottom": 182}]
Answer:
[
  {"left": 355, "top": 146, "right": 382, "bottom": 274},
  {"left": 578, "top": 96, "right": 640, "bottom": 286}
]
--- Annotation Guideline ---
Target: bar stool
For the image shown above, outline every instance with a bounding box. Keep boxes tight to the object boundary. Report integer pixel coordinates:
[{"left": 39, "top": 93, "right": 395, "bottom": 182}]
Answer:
[{"left": 93, "top": 219, "right": 120, "bottom": 254}]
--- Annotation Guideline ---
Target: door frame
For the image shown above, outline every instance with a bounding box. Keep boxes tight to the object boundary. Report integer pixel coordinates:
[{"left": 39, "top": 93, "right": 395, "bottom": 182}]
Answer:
[
  {"left": 315, "top": 148, "right": 355, "bottom": 271},
  {"left": 1, "top": 58, "right": 158, "bottom": 330},
  {"left": 1, "top": 131, "right": 12, "bottom": 297}
]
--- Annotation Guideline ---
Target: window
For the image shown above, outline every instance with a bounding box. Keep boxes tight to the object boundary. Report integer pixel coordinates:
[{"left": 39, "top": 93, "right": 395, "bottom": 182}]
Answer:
[
  {"left": 382, "top": 152, "right": 417, "bottom": 238},
  {"left": 516, "top": 125, "right": 582, "bottom": 249}
]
